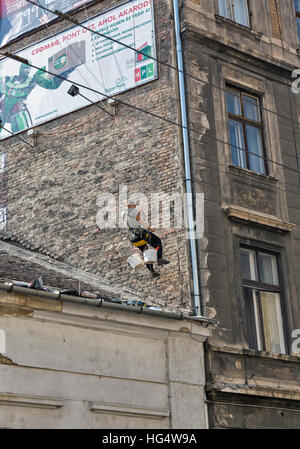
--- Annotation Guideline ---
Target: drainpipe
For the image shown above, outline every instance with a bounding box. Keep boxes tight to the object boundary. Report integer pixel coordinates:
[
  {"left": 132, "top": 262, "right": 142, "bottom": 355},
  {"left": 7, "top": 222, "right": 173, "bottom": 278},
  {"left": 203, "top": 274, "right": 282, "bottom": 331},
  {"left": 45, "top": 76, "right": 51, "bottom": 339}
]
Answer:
[{"left": 172, "top": 0, "right": 203, "bottom": 317}]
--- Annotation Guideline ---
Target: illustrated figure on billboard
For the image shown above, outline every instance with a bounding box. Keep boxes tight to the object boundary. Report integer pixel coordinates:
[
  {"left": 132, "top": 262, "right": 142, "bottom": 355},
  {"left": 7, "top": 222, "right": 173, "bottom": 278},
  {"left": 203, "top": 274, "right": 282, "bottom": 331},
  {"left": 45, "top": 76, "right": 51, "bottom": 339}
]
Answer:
[{"left": 0, "top": 62, "right": 74, "bottom": 135}]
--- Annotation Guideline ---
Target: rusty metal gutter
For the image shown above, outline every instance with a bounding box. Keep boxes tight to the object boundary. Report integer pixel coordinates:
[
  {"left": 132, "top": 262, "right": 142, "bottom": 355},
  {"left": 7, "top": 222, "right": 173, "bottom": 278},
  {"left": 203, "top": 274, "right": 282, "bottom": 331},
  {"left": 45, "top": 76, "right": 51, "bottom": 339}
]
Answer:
[{"left": 0, "top": 282, "right": 218, "bottom": 327}]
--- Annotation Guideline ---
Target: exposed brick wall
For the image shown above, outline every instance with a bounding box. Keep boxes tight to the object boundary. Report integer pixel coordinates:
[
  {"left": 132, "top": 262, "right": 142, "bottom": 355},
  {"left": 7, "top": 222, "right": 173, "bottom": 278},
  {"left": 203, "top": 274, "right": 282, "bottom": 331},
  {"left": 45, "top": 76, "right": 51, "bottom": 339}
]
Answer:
[
  {"left": 0, "top": 250, "right": 87, "bottom": 292},
  {"left": 0, "top": 0, "right": 193, "bottom": 309}
]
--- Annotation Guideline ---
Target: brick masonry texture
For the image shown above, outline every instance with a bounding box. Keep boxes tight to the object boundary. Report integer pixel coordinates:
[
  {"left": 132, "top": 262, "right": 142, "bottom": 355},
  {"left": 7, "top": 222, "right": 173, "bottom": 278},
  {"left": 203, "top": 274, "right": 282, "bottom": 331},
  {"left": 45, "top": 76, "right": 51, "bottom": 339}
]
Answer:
[
  {"left": 0, "top": 249, "right": 93, "bottom": 293},
  {"left": 0, "top": 0, "right": 193, "bottom": 309}
]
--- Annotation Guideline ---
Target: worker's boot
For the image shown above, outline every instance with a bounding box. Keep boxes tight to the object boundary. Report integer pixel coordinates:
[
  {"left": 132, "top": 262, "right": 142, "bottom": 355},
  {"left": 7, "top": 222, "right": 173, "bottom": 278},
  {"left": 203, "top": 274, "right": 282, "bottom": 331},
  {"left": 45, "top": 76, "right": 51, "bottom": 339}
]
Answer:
[
  {"left": 157, "top": 258, "right": 170, "bottom": 266},
  {"left": 148, "top": 264, "right": 160, "bottom": 278}
]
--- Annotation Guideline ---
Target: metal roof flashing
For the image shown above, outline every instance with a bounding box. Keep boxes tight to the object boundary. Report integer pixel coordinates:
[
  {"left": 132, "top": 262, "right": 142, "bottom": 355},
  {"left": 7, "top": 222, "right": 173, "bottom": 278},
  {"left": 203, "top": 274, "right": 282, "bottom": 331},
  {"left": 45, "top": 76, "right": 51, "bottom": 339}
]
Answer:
[{"left": 0, "top": 282, "right": 218, "bottom": 328}]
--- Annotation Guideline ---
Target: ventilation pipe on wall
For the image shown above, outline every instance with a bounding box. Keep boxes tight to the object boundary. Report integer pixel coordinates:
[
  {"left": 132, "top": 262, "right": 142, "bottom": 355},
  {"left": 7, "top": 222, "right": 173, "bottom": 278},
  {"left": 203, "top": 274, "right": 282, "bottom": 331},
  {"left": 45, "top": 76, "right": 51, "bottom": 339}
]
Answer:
[{"left": 172, "top": 0, "right": 204, "bottom": 317}]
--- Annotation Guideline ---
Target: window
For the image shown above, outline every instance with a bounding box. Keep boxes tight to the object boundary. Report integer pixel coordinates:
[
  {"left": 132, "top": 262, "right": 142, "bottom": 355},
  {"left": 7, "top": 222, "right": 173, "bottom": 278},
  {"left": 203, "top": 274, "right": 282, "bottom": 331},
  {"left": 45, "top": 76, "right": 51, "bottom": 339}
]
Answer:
[
  {"left": 295, "top": 0, "right": 300, "bottom": 41},
  {"left": 226, "top": 86, "right": 266, "bottom": 175},
  {"left": 240, "top": 246, "right": 286, "bottom": 354},
  {"left": 218, "top": 0, "right": 250, "bottom": 27}
]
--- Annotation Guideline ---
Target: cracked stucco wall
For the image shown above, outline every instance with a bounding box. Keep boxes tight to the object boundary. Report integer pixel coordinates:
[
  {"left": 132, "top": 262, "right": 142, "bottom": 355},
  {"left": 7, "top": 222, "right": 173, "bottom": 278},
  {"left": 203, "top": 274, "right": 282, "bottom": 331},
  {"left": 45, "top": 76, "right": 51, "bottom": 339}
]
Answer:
[{"left": 0, "top": 290, "right": 210, "bottom": 429}]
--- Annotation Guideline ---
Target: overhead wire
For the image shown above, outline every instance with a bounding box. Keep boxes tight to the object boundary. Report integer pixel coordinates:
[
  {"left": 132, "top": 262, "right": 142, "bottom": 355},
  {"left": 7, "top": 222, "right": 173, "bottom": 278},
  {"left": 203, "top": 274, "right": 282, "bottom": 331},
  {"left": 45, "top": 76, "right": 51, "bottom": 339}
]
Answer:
[
  {"left": 21, "top": 0, "right": 300, "bottom": 189},
  {"left": 83, "top": 0, "right": 107, "bottom": 102},
  {"left": 1, "top": 1, "right": 297, "bottom": 308},
  {"left": 0, "top": 124, "right": 33, "bottom": 148},
  {"left": 1, "top": 50, "right": 300, "bottom": 181},
  {"left": 4, "top": 0, "right": 298, "bottom": 143},
  {"left": 0, "top": 3, "right": 299, "bottom": 181},
  {"left": 23, "top": 0, "right": 300, "bottom": 130},
  {"left": 31, "top": 0, "right": 111, "bottom": 113}
]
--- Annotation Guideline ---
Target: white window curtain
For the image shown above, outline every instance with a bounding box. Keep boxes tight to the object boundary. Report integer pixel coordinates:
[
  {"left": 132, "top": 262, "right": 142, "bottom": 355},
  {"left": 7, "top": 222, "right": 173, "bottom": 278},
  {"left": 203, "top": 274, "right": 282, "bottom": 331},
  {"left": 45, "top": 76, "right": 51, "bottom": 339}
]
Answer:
[
  {"left": 246, "top": 125, "right": 265, "bottom": 174},
  {"left": 260, "top": 292, "right": 286, "bottom": 354},
  {"left": 218, "top": 0, "right": 250, "bottom": 27},
  {"left": 233, "top": 0, "right": 250, "bottom": 27},
  {"left": 229, "top": 120, "right": 247, "bottom": 169}
]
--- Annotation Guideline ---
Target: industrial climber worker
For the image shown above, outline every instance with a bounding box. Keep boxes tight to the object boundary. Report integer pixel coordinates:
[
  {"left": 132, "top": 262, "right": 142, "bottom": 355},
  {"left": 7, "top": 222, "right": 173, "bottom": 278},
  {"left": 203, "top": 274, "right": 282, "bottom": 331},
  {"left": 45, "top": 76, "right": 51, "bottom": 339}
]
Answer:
[
  {"left": 0, "top": 62, "right": 74, "bottom": 135},
  {"left": 126, "top": 200, "right": 169, "bottom": 278}
]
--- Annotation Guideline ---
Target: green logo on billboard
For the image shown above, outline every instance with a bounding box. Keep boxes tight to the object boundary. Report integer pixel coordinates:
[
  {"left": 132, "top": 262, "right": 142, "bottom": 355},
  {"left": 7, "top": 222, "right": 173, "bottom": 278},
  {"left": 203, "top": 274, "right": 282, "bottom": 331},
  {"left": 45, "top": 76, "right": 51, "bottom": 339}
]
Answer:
[
  {"left": 141, "top": 66, "right": 147, "bottom": 80},
  {"left": 54, "top": 54, "right": 67, "bottom": 70},
  {"left": 134, "top": 63, "right": 154, "bottom": 82},
  {"left": 147, "top": 63, "right": 154, "bottom": 77},
  {"left": 136, "top": 43, "right": 152, "bottom": 63}
]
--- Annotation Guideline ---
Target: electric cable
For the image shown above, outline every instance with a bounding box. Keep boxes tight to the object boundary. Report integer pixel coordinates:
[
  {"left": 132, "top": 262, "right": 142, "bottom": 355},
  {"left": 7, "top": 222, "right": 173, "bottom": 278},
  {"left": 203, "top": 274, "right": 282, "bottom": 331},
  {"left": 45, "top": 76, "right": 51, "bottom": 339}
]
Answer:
[
  {"left": 22, "top": 1, "right": 300, "bottom": 193},
  {"left": 1, "top": 1, "right": 297, "bottom": 317},
  {"left": 1, "top": 50, "right": 300, "bottom": 180},
  {"left": 19, "top": 0, "right": 300, "bottom": 184},
  {"left": 82, "top": 0, "right": 108, "bottom": 101},
  {"left": 30, "top": 0, "right": 110, "bottom": 113},
  {"left": 0, "top": 122, "right": 33, "bottom": 148},
  {"left": 24, "top": 0, "right": 300, "bottom": 130},
  {"left": 3, "top": 1, "right": 300, "bottom": 143}
]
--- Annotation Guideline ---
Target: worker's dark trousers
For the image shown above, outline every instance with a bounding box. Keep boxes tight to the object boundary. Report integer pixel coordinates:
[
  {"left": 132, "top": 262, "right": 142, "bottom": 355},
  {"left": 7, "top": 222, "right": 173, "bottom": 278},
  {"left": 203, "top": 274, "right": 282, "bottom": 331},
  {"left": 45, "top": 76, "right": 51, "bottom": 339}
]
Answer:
[
  {"left": 133, "top": 230, "right": 163, "bottom": 272},
  {"left": 142, "top": 230, "right": 163, "bottom": 260}
]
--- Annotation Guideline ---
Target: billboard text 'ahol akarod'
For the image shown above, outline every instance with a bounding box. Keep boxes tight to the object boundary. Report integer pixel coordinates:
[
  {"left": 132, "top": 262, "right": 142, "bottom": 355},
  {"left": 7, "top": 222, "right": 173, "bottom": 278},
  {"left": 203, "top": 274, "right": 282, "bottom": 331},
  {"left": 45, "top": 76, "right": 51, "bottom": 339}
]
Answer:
[{"left": 0, "top": 0, "right": 157, "bottom": 140}]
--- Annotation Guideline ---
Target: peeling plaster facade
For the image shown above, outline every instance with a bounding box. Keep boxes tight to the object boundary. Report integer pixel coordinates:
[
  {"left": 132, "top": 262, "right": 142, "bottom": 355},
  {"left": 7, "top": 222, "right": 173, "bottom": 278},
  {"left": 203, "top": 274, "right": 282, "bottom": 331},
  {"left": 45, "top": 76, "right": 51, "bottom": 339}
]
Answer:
[
  {"left": 0, "top": 286, "right": 210, "bottom": 429},
  {"left": 0, "top": 0, "right": 300, "bottom": 429}
]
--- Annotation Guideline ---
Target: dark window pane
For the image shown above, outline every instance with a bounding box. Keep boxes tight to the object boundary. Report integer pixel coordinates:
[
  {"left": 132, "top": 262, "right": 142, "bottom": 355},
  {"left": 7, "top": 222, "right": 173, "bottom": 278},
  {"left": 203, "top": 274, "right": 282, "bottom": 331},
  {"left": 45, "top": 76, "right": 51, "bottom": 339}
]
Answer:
[
  {"left": 295, "top": 0, "right": 300, "bottom": 13},
  {"left": 241, "top": 252, "right": 251, "bottom": 279},
  {"left": 240, "top": 248, "right": 257, "bottom": 280},
  {"left": 258, "top": 252, "right": 279, "bottom": 285},
  {"left": 244, "top": 287, "right": 259, "bottom": 350}
]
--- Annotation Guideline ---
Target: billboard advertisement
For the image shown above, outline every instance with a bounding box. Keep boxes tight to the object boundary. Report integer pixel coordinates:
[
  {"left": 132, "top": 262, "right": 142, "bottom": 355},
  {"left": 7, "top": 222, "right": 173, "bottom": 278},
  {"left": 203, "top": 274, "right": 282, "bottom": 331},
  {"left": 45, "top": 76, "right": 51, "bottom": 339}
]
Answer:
[
  {"left": 0, "top": 0, "right": 157, "bottom": 140},
  {"left": 0, "top": 0, "right": 97, "bottom": 47}
]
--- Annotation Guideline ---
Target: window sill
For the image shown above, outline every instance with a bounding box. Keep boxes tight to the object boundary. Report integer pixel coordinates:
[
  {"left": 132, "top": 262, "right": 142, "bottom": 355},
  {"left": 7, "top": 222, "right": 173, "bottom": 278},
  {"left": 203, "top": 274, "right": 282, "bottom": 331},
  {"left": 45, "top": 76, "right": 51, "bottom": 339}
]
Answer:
[
  {"left": 228, "top": 164, "right": 278, "bottom": 185},
  {"left": 215, "top": 14, "right": 262, "bottom": 40},
  {"left": 223, "top": 204, "right": 295, "bottom": 234},
  {"left": 206, "top": 343, "right": 300, "bottom": 362}
]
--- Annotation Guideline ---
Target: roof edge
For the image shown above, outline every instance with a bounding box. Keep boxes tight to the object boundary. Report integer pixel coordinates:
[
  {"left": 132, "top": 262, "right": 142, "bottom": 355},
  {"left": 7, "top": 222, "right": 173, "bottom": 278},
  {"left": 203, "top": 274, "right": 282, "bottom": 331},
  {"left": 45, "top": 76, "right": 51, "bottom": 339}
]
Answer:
[{"left": 0, "top": 282, "right": 218, "bottom": 327}]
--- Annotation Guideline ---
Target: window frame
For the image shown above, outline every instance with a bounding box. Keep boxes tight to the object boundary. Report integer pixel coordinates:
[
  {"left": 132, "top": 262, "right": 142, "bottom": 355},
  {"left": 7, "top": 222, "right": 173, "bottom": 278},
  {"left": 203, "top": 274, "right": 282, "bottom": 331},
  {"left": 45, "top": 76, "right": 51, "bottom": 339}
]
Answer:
[
  {"left": 240, "top": 244, "right": 287, "bottom": 354},
  {"left": 217, "top": 0, "right": 251, "bottom": 28},
  {"left": 226, "top": 84, "right": 268, "bottom": 175}
]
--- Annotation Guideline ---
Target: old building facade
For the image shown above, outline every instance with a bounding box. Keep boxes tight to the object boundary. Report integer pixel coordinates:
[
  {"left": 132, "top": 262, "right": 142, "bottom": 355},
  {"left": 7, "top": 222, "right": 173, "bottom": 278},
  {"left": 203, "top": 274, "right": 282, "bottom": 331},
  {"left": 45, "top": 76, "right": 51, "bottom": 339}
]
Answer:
[
  {"left": 0, "top": 0, "right": 212, "bottom": 429},
  {"left": 0, "top": 0, "right": 300, "bottom": 429},
  {"left": 0, "top": 278, "right": 210, "bottom": 429},
  {"left": 0, "top": 0, "right": 193, "bottom": 309},
  {"left": 181, "top": 0, "right": 300, "bottom": 428}
]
